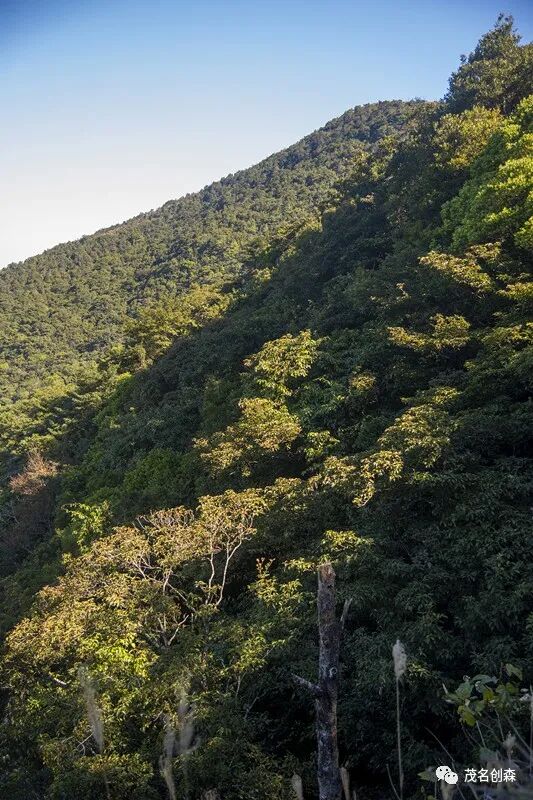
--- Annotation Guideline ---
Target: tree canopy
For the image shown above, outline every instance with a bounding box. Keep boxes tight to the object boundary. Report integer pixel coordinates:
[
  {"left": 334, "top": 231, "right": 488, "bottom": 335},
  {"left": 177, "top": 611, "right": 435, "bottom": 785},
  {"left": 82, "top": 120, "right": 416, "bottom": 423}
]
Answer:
[{"left": 0, "top": 17, "right": 532, "bottom": 800}]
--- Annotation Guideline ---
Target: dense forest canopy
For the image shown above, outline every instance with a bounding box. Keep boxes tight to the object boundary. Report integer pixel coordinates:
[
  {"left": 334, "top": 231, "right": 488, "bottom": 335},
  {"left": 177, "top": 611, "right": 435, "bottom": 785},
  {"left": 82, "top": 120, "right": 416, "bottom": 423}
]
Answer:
[
  {"left": 0, "top": 100, "right": 421, "bottom": 407},
  {"left": 0, "top": 15, "right": 532, "bottom": 800}
]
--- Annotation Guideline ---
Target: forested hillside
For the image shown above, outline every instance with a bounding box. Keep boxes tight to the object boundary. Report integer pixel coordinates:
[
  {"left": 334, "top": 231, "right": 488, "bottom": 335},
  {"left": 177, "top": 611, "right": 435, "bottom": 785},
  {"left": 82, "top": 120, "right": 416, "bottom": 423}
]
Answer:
[
  {"left": 0, "top": 16, "right": 532, "bottom": 800},
  {"left": 0, "top": 100, "right": 420, "bottom": 406}
]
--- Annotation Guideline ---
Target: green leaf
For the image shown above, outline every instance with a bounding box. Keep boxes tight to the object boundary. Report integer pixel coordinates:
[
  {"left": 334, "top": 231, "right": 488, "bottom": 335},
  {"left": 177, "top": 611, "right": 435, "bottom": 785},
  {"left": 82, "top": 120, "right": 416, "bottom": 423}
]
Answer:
[{"left": 505, "top": 663, "right": 523, "bottom": 680}]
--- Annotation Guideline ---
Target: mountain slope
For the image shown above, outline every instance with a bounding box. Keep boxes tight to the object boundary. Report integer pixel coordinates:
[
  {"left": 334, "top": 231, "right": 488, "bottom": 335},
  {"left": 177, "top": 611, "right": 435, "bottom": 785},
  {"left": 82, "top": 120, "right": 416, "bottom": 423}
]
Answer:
[
  {"left": 0, "top": 100, "right": 422, "bottom": 405},
  {"left": 0, "top": 16, "right": 532, "bottom": 800}
]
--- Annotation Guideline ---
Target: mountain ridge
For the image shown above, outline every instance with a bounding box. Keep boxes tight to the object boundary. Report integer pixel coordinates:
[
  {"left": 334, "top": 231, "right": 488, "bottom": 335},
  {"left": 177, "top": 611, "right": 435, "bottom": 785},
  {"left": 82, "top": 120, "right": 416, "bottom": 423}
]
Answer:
[
  {"left": 4, "top": 99, "right": 418, "bottom": 268},
  {"left": 0, "top": 100, "right": 423, "bottom": 404}
]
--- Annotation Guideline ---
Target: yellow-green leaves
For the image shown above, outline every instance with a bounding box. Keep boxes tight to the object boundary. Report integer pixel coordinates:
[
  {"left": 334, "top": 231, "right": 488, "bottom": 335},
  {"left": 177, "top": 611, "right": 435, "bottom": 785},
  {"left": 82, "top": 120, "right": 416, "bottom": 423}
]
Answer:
[
  {"left": 420, "top": 247, "right": 496, "bottom": 293},
  {"left": 318, "top": 394, "right": 456, "bottom": 507},
  {"left": 244, "top": 330, "right": 320, "bottom": 400},
  {"left": 443, "top": 95, "right": 533, "bottom": 250},
  {"left": 194, "top": 332, "right": 321, "bottom": 477},
  {"left": 377, "top": 402, "right": 456, "bottom": 469},
  {"left": 125, "top": 285, "right": 232, "bottom": 368},
  {"left": 352, "top": 450, "right": 404, "bottom": 507},
  {"left": 196, "top": 398, "right": 301, "bottom": 477},
  {"left": 388, "top": 314, "right": 471, "bottom": 352},
  {"left": 433, "top": 106, "right": 503, "bottom": 172}
]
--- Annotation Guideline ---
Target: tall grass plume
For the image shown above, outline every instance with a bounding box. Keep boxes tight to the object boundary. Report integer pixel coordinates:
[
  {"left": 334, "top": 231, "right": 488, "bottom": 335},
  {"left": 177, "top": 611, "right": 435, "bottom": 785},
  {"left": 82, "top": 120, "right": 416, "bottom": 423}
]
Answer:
[{"left": 393, "top": 639, "right": 407, "bottom": 800}]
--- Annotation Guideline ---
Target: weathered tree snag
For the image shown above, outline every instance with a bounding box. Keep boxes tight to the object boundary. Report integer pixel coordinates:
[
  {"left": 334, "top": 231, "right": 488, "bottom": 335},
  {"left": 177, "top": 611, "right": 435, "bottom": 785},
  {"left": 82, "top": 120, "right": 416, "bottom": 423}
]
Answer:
[
  {"left": 316, "top": 562, "right": 342, "bottom": 800},
  {"left": 293, "top": 562, "right": 351, "bottom": 800}
]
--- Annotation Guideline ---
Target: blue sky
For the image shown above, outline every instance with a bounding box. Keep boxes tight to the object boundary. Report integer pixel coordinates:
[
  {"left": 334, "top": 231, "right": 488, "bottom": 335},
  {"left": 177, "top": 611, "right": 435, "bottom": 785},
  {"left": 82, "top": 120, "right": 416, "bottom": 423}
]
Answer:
[{"left": 1, "top": 0, "right": 532, "bottom": 268}]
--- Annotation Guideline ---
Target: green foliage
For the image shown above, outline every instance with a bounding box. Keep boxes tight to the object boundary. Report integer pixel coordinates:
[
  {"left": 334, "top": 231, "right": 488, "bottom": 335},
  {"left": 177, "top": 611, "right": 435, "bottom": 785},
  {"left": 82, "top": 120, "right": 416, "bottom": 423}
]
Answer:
[
  {"left": 443, "top": 95, "right": 533, "bottom": 250},
  {"left": 60, "top": 501, "right": 111, "bottom": 553},
  {"left": 433, "top": 106, "right": 503, "bottom": 171},
  {"left": 244, "top": 330, "right": 321, "bottom": 400},
  {"left": 196, "top": 398, "right": 302, "bottom": 478},
  {"left": 446, "top": 15, "right": 533, "bottom": 113},
  {"left": 124, "top": 285, "right": 233, "bottom": 368},
  {"left": 388, "top": 314, "right": 471, "bottom": 352},
  {"left": 0, "top": 17, "right": 532, "bottom": 800},
  {"left": 119, "top": 449, "right": 189, "bottom": 515},
  {"left": 0, "top": 101, "right": 421, "bottom": 406},
  {"left": 44, "top": 752, "right": 156, "bottom": 800},
  {"left": 420, "top": 245, "right": 497, "bottom": 293},
  {"left": 445, "top": 663, "right": 525, "bottom": 728}
]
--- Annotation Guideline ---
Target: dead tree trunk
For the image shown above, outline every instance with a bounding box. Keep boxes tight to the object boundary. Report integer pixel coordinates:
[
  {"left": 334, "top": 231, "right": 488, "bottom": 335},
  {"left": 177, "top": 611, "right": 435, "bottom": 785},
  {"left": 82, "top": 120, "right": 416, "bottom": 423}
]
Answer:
[
  {"left": 294, "top": 562, "right": 351, "bottom": 800},
  {"left": 316, "top": 562, "right": 342, "bottom": 800}
]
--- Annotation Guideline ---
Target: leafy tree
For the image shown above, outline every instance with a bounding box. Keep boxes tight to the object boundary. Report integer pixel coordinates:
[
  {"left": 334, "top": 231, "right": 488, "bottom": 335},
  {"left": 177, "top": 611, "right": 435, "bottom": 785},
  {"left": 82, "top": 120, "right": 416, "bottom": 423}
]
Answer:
[
  {"left": 443, "top": 95, "right": 533, "bottom": 250},
  {"left": 433, "top": 106, "right": 503, "bottom": 172},
  {"left": 446, "top": 15, "right": 533, "bottom": 113}
]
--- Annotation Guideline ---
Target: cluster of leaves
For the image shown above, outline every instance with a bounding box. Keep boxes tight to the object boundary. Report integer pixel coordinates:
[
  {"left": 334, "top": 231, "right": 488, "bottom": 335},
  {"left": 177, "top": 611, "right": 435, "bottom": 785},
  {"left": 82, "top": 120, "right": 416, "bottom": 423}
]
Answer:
[
  {"left": 0, "top": 15, "right": 531, "bottom": 800},
  {"left": 445, "top": 663, "right": 526, "bottom": 728}
]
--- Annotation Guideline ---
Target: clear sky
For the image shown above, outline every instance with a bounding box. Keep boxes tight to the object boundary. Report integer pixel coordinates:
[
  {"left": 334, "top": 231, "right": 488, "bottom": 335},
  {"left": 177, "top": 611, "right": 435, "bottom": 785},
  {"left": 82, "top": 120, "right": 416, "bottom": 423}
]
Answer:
[{"left": 1, "top": 0, "right": 532, "bottom": 268}]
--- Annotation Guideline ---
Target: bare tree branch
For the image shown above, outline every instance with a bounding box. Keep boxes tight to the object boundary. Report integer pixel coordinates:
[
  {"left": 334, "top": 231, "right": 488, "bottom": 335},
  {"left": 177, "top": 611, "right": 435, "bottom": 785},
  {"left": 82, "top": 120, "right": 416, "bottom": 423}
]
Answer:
[{"left": 292, "top": 674, "right": 323, "bottom": 698}]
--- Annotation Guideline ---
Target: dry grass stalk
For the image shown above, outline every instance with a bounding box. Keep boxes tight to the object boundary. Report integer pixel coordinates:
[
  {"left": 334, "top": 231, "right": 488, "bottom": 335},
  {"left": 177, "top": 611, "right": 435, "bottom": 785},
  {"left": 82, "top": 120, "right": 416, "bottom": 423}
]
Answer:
[
  {"left": 340, "top": 766, "right": 350, "bottom": 800},
  {"left": 530, "top": 688, "right": 533, "bottom": 777},
  {"left": 393, "top": 639, "right": 407, "bottom": 800}
]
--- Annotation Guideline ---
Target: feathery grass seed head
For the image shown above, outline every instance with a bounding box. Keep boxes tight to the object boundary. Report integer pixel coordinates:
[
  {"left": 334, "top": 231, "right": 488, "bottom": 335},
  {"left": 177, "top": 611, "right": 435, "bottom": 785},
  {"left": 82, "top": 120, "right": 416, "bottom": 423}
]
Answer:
[
  {"left": 393, "top": 639, "right": 407, "bottom": 679},
  {"left": 291, "top": 773, "right": 304, "bottom": 800}
]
